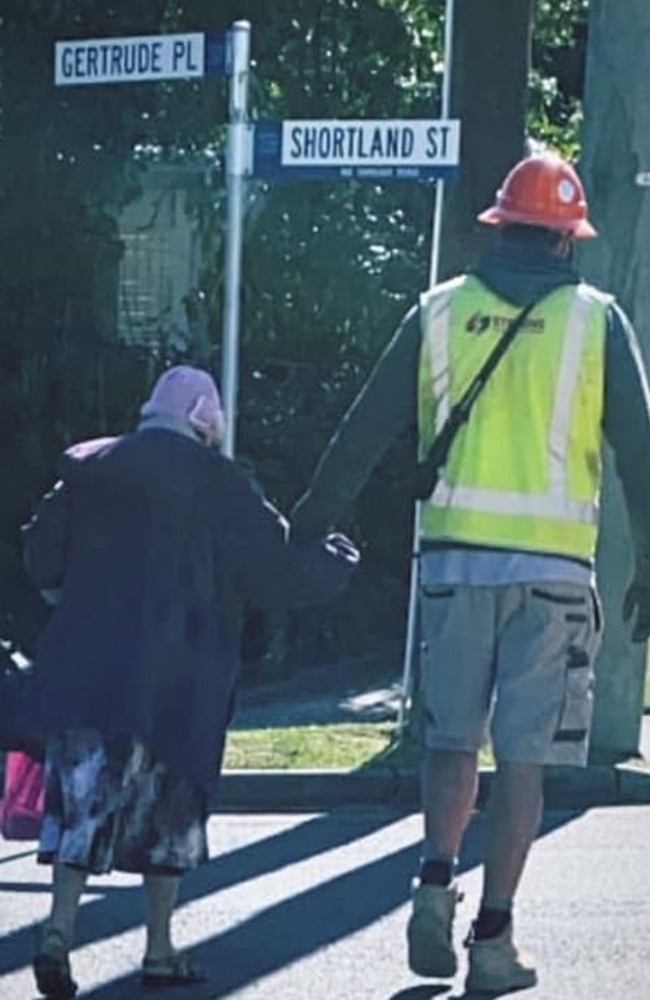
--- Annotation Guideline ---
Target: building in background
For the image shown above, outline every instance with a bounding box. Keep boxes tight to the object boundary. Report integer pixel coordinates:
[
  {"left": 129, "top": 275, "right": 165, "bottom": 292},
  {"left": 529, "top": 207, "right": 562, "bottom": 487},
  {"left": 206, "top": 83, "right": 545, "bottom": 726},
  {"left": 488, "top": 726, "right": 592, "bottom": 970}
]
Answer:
[{"left": 117, "top": 161, "right": 210, "bottom": 359}]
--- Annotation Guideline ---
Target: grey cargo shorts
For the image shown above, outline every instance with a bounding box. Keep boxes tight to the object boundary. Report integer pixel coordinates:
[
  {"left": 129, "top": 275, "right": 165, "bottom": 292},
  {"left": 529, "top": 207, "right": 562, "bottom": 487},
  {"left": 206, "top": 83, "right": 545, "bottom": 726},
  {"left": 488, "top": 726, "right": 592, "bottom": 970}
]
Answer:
[{"left": 418, "top": 581, "right": 603, "bottom": 766}]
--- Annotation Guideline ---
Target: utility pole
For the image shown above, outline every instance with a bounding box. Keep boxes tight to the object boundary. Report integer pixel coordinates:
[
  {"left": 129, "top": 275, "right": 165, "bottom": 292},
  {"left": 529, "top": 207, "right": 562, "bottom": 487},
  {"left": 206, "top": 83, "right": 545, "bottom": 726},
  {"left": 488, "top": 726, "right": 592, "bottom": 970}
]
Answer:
[{"left": 579, "top": 0, "right": 650, "bottom": 761}]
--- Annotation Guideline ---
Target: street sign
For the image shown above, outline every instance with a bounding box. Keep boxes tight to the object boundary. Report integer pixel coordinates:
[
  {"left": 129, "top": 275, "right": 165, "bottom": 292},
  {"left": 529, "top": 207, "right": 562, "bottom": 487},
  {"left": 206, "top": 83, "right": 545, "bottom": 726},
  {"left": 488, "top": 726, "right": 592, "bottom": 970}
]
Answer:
[
  {"left": 253, "top": 118, "right": 461, "bottom": 180},
  {"left": 54, "top": 31, "right": 230, "bottom": 87}
]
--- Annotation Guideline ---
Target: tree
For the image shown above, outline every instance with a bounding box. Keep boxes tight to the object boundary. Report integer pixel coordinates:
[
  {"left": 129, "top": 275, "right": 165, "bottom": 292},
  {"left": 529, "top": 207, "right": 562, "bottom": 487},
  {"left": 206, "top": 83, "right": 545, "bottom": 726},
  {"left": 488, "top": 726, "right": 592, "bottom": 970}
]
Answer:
[{"left": 439, "top": 0, "right": 535, "bottom": 279}]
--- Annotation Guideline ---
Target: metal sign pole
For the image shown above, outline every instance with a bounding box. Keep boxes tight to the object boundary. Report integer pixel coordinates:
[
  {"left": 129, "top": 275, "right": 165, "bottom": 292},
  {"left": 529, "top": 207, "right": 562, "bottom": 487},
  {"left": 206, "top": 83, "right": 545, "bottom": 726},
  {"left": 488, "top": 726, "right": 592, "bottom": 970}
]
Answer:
[
  {"left": 220, "top": 20, "right": 251, "bottom": 458},
  {"left": 397, "top": 0, "right": 455, "bottom": 736},
  {"left": 428, "top": 0, "right": 454, "bottom": 289}
]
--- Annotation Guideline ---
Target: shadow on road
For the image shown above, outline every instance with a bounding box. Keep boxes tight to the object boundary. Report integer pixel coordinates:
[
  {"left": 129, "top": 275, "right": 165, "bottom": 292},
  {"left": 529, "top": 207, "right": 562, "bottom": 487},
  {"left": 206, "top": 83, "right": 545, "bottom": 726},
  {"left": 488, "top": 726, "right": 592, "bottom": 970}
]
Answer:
[
  {"left": 388, "top": 985, "right": 451, "bottom": 999},
  {"left": 1, "top": 807, "right": 585, "bottom": 998}
]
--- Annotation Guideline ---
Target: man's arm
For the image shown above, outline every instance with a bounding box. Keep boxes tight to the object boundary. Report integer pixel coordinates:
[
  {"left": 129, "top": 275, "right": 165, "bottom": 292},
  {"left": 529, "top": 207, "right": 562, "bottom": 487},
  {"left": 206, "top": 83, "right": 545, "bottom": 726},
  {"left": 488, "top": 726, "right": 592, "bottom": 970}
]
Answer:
[
  {"left": 291, "top": 304, "right": 421, "bottom": 538},
  {"left": 222, "top": 465, "right": 359, "bottom": 613},
  {"left": 602, "top": 302, "right": 650, "bottom": 638}
]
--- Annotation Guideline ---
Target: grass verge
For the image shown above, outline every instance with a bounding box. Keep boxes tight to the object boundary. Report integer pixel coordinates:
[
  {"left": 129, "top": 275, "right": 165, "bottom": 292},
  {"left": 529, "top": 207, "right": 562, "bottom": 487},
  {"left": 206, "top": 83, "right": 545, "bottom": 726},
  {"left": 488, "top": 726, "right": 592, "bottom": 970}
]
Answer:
[
  {"left": 224, "top": 722, "right": 494, "bottom": 771},
  {"left": 224, "top": 723, "right": 394, "bottom": 771}
]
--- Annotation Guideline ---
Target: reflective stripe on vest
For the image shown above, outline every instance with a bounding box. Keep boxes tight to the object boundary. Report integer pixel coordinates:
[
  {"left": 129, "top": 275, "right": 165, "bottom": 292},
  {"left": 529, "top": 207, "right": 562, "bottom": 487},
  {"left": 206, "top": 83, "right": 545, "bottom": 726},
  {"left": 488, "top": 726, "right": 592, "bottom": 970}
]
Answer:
[{"left": 418, "top": 276, "right": 609, "bottom": 560}]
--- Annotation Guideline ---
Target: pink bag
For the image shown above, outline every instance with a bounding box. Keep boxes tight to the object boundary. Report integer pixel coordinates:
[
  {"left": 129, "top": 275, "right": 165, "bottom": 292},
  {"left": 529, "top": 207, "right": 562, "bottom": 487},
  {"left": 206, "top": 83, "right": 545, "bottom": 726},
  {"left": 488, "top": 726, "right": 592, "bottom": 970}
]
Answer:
[{"left": 0, "top": 751, "right": 45, "bottom": 840}]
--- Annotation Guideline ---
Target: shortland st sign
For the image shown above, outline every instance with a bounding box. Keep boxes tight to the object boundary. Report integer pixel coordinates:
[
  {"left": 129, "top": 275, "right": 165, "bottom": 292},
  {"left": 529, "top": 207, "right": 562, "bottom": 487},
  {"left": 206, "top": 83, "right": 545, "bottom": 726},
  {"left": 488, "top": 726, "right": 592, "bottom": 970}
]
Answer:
[{"left": 254, "top": 118, "right": 460, "bottom": 180}]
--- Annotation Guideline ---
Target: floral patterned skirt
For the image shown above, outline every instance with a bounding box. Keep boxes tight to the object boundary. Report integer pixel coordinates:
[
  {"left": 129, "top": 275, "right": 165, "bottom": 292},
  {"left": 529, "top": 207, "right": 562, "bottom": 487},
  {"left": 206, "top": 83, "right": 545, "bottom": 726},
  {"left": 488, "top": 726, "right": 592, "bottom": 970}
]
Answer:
[{"left": 38, "top": 729, "right": 209, "bottom": 875}]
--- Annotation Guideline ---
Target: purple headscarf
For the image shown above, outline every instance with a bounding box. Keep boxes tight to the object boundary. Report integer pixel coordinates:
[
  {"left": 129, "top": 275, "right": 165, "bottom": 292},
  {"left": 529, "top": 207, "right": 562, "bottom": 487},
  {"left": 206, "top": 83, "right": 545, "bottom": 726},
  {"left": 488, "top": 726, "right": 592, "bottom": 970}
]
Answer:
[{"left": 140, "top": 366, "right": 225, "bottom": 444}]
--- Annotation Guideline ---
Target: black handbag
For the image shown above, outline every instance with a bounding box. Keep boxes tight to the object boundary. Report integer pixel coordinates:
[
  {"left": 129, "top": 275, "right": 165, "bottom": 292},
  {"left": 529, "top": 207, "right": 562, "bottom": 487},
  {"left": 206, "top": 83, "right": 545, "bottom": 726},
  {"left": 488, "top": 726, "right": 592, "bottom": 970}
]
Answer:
[
  {"left": 0, "top": 642, "right": 43, "bottom": 761},
  {"left": 411, "top": 295, "right": 545, "bottom": 500}
]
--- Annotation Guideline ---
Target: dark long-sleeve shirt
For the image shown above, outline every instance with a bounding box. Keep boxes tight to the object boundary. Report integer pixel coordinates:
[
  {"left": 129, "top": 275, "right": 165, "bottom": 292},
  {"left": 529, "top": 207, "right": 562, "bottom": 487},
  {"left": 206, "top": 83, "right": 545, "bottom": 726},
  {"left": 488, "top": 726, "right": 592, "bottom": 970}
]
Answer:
[{"left": 292, "top": 235, "right": 650, "bottom": 583}]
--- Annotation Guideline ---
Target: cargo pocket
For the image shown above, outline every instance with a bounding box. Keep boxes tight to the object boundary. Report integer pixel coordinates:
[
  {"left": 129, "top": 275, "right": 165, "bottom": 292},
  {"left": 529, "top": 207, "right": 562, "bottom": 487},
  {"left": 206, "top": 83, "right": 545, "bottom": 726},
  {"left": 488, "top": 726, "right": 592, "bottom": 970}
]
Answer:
[
  {"left": 553, "top": 644, "right": 595, "bottom": 745},
  {"left": 553, "top": 587, "right": 602, "bottom": 744},
  {"left": 529, "top": 584, "right": 597, "bottom": 747},
  {"left": 419, "top": 586, "right": 456, "bottom": 729}
]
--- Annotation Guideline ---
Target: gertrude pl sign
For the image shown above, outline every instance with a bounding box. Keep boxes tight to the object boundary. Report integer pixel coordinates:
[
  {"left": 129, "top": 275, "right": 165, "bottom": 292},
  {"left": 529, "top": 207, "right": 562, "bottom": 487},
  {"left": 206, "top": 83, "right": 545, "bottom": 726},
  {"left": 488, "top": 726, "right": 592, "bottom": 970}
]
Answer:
[{"left": 54, "top": 33, "right": 207, "bottom": 86}]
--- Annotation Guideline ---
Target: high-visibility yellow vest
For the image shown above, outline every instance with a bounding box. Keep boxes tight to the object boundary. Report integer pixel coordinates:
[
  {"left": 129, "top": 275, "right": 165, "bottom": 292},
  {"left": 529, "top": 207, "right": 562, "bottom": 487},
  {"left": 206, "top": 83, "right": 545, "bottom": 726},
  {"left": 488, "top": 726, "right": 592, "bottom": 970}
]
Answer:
[{"left": 418, "top": 274, "right": 611, "bottom": 561}]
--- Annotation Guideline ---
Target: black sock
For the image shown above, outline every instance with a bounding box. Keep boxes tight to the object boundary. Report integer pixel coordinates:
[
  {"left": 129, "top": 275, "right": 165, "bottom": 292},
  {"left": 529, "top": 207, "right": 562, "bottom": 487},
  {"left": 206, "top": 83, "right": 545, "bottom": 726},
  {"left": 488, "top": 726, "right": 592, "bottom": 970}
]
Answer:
[
  {"left": 419, "top": 859, "right": 453, "bottom": 887},
  {"left": 472, "top": 906, "right": 512, "bottom": 941}
]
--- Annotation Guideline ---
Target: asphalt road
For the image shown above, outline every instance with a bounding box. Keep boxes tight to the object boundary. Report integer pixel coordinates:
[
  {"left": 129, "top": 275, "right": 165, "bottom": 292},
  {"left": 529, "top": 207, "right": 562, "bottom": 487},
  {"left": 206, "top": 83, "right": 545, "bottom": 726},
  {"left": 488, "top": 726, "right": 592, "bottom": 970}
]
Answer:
[{"left": 1, "top": 804, "right": 650, "bottom": 1000}]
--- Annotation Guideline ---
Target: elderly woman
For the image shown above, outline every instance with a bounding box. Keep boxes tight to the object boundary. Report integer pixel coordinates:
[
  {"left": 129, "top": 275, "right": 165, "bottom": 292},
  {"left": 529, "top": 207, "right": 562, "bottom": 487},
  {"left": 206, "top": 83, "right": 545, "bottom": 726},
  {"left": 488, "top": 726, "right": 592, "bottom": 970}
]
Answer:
[{"left": 22, "top": 366, "right": 358, "bottom": 999}]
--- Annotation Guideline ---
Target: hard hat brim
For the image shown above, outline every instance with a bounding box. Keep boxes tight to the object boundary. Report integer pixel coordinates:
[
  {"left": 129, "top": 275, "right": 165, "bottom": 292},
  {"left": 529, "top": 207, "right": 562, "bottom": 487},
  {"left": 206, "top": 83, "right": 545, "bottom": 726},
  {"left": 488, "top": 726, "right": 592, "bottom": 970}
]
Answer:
[{"left": 477, "top": 205, "right": 597, "bottom": 239}]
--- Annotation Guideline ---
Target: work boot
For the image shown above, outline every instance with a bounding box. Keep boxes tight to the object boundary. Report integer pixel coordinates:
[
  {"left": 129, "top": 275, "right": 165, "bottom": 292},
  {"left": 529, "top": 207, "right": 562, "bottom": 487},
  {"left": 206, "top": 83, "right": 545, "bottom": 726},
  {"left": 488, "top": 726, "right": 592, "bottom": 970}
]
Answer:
[
  {"left": 465, "top": 922, "right": 537, "bottom": 994},
  {"left": 407, "top": 881, "right": 460, "bottom": 978}
]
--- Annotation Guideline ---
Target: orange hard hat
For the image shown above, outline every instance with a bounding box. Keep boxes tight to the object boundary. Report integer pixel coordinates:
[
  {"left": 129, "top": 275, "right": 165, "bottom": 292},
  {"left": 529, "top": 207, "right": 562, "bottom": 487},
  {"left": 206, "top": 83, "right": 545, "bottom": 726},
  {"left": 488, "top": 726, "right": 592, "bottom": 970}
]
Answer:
[{"left": 477, "top": 152, "right": 597, "bottom": 239}]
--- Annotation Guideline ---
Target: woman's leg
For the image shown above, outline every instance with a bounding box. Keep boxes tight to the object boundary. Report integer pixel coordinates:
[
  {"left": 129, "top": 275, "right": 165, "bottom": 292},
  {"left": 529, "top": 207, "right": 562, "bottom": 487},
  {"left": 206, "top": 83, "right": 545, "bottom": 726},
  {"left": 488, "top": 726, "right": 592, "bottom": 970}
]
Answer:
[
  {"left": 143, "top": 873, "right": 182, "bottom": 961},
  {"left": 34, "top": 863, "right": 86, "bottom": 1000},
  {"left": 44, "top": 862, "right": 89, "bottom": 950}
]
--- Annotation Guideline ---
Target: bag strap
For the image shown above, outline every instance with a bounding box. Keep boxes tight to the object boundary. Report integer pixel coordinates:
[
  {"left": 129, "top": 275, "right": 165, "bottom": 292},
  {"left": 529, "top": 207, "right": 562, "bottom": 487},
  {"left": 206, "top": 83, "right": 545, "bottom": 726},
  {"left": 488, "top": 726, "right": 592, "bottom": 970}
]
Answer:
[{"left": 413, "top": 293, "right": 545, "bottom": 500}]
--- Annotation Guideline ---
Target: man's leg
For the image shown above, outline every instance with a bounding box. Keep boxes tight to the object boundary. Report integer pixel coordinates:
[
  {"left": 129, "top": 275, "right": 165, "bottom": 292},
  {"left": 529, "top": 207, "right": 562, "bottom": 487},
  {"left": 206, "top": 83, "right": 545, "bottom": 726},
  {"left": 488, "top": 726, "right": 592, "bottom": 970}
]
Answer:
[
  {"left": 407, "top": 748, "right": 478, "bottom": 978},
  {"left": 464, "top": 762, "right": 542, "bottom": 992},
  {"left": 481, "top": 761, "right": 543, "bottom": 912},
  {"left": 465, "top": 580, "right": 601, "bottom": 993},
  {"left": 474, "top": 761, "right": 544, "bottom": 941},
  {"left": 409, "top": 584, "right": 495, "bottom": 979},
  {"left": 417, "top": 585, "right": 493, "bottom": 883},
  {"left": 421, "top": 747, "right": 479, "bottom": 866}
]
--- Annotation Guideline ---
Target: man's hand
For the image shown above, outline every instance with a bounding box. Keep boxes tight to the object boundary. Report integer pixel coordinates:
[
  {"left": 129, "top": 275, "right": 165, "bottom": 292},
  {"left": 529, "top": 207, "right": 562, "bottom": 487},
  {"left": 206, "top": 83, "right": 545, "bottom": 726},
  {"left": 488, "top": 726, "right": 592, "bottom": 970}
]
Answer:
[{"left": 622, "top": 579, "right": 650, "bottom": 642}]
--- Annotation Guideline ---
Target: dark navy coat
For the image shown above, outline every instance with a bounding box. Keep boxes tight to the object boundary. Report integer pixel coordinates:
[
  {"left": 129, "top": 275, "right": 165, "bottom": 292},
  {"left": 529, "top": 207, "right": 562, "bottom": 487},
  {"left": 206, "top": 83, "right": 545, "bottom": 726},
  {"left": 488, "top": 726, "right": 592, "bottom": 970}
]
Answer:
[{"left": 23, "top": 428, "right": 357, "bottom": 793}]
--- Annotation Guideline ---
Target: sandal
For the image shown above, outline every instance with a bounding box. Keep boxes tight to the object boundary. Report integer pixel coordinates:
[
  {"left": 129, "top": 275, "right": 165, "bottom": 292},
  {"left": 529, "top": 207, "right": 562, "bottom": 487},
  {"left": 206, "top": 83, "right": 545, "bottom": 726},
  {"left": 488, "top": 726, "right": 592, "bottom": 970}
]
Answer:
[
  {"left": 33, "top": 929, "right": 78, "bottom": 1000},
  {"left": 142, "top": 952, "right": 207, "bottom": 989}
]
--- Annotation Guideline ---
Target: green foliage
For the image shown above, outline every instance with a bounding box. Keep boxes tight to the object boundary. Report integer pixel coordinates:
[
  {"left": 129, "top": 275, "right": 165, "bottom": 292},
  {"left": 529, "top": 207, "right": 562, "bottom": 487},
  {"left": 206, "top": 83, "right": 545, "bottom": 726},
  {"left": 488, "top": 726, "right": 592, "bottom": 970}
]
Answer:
[
  {"left": 528, "top": 0, "right": 589, "bottom": 156},
  {"left": 534, "top": 0, "right": 589, "bottom": 46}
]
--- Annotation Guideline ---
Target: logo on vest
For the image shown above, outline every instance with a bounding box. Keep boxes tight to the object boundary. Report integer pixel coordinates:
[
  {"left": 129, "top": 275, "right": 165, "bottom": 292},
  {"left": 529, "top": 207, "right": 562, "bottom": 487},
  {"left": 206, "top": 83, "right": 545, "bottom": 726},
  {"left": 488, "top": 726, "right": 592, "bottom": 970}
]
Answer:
[
  {"left": 465, "top": 312, "right": 545, "bottom": 334},
  {"left": 465, "top": 312, "right": 491, "bottom": 334}
]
